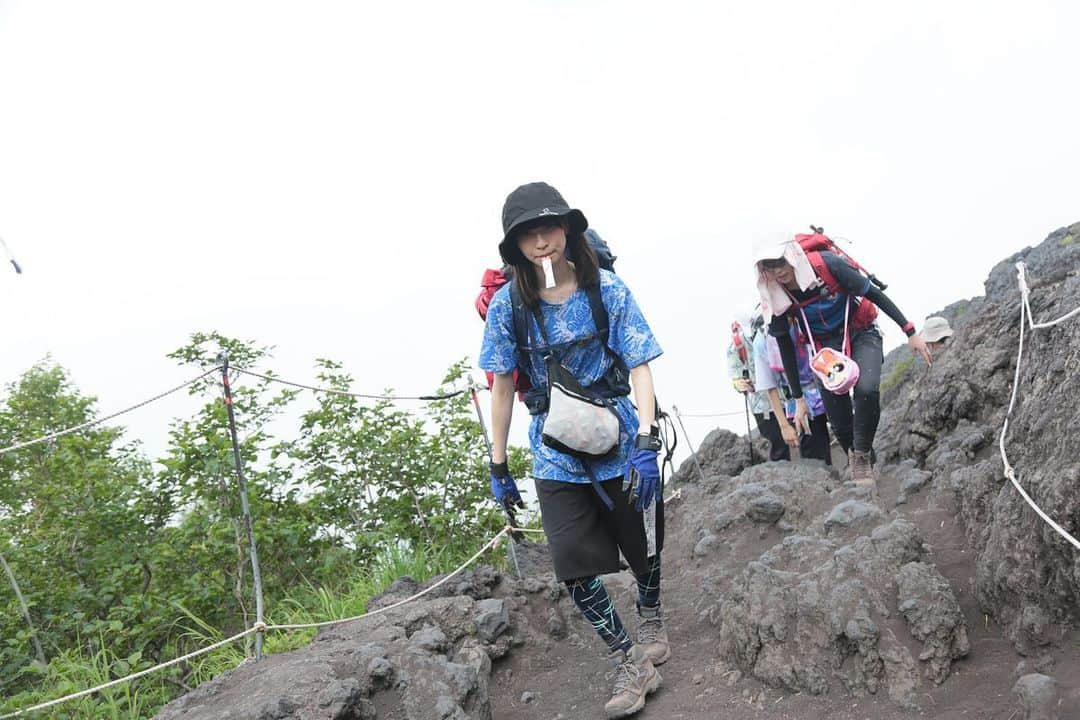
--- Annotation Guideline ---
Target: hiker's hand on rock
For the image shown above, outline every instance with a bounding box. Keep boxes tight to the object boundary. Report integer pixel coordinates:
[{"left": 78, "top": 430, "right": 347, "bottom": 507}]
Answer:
[
  {"left": 794, "top": 398, "right": 811, "bottom": 435},
  {"left": 623, "top": 448, "right": 661, "bottom": 512},
  {"left": 780, "top": 421, "right": 799, "bottom": 448},
  {"left": 794, "top": 409, "right": 813, "bottom": 436},
  {"left": 909, "top": 334, "right": 933, "bottom": 366},
  {"left": 489, "top": 461, "right": 524, "bottom": 509},
  {"left": 732, "top": 378, "right": 752, "bottom": 393}
]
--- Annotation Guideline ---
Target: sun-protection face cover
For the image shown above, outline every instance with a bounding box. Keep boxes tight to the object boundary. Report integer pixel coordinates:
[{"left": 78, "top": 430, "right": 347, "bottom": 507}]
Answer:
[
  {"left": 752, "top": 233, "right": 818, "bottom": 320},
  {"left": 758, "top": 257, "right": 789, "bottom": 271}
]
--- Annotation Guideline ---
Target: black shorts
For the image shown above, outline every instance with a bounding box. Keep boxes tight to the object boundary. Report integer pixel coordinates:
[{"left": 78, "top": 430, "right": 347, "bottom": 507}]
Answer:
[{"left": 534, "top": 476, "right": 665, "bottom": 582}]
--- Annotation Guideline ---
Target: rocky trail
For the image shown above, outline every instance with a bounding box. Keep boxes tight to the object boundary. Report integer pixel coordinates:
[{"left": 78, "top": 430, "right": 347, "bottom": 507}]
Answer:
[{"left": 155, "top": 222, "right": 1080, "bottom": 719}]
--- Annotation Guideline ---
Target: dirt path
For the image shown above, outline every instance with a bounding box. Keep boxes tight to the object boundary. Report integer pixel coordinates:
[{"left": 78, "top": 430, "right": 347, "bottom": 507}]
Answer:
[{"left": 488, "top": 462, "right": 1080, "bottom": 719}]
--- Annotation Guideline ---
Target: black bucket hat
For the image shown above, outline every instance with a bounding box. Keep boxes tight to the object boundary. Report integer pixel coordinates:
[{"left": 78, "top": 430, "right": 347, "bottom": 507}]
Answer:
[{"left": 499, "top": 182, "right": 588, "bottom": 265}]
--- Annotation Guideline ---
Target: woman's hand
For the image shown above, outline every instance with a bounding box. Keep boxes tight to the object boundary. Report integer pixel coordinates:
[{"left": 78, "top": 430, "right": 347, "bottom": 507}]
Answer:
[
  {"left": 909, "top": 334, "right": 933, "bottom": 366},
  {"left": 793, "top": 398, "right": 811, "bottom": 436},
  {"left": 780, "top": 420, "right": 799, "bottom": 448}
]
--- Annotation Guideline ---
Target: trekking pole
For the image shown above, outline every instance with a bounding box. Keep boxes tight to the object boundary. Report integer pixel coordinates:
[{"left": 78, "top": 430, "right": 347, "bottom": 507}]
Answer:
[
  {"left": 743, "top": 394, "right": 755, "bottom": 465},
  {"left": 741, "top": 370, "right": 755, "bottom": 466},
  {"left": 671, "top": 405, "right": 708, "bottom": 484},
  {"left": 219, "top": 352, "right": 266, "bottom": 661},
  {"left": 469, "top": 385, "right": 522, "bottom": 580},
  {"left": 0, "top": 235, "right": 23, "bottom": 274}
]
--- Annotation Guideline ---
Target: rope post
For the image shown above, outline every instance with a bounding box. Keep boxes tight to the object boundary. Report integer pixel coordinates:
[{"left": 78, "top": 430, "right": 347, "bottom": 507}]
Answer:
[
  {"left": 219, "top": 352, "right": 266, "bottom": 661},
  {"left": 469, "top": 385, "right": 522, "bottom": 580},
  {"left": 671, "top": 405, "right": 708, "bottom": 484},
  {"left": 1, "top": 552, "right": 46, "bottom": 667}
]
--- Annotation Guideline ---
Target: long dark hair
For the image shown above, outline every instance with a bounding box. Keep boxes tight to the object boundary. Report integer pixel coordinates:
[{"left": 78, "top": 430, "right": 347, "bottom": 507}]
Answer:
[{"left": 510, "top": 224, "right": 601, "bottom": 308}]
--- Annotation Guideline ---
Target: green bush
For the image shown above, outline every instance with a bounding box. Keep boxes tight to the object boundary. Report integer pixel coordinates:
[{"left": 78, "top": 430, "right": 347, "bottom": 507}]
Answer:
[
  {"left": 880, "top": 355, "right": 916, "bottom": 396},
  {"left": 0, "top": 334, "right": 525, "bottom": 719}
]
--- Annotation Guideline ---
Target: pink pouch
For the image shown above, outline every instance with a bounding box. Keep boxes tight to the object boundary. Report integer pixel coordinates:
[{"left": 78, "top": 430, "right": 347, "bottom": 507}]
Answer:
[
  {"left": 799, "top": 302, "right": 860, "bottom": 395},
  {"left": 809, "top": 346, "right": 860, "bottom": 393}
]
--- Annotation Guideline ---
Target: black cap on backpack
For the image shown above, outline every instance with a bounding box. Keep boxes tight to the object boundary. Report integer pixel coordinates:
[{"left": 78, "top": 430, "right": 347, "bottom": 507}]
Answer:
[{"left": 499, "top": 182, "right": 588, "bottom": 265}]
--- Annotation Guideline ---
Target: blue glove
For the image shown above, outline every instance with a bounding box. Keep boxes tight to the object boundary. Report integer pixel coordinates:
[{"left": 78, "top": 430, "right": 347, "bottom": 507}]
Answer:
[
  {"left": 490, "top": 461, "right": 524, "bottom": 510},
  {"left": 623, "top": 447, "right": 661, "bottom": 512}
]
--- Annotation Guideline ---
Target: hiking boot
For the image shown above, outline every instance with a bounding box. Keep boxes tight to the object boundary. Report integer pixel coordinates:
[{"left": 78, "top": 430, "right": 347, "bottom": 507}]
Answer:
[
  {"left": 604, "top": 644, "right": 662, "bottom": 719},
  {"left": 849, "top": 450, "right": 876, "bottom": 490},
  {"left": 636, "top": 608, "right": 671, "bottom": 666}
]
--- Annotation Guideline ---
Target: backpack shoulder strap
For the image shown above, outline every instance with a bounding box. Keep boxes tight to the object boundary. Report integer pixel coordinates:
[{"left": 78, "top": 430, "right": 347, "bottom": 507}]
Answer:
[
  {"left": 508, "top": 281, "right": 528, "bottom": 350},
  {"left": 585, "top": 282, "right": 629, "bottom": 373},
  {"left": 508, "top": 281, "right": 539, "bottom": 379},
  {"left": 805, "top": 250, "right": 841, "bottom": 294},
  {"left": 585, "top": 283, "right": 609, "bottom": 346}
]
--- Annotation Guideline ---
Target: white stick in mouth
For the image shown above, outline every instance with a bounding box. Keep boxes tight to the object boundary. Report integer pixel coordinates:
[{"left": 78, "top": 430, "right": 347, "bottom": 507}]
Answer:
[{"left": 542, "top": 257, "right": 555, "bottom": 289}]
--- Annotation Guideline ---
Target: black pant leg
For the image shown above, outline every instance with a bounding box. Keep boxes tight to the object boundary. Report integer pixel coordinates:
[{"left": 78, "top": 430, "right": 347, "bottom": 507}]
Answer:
[
  {"left": 849, "top": 328, "right": 884, "bottom": 454},
  {"left": 799, "top": 413, "right": 832, "bottom": 464},
  {"left": 816, "top": 376, "right": 854, "bottom": 454},
  {"left": 754, "top": 412, "right": 791, "bottom": 462}
]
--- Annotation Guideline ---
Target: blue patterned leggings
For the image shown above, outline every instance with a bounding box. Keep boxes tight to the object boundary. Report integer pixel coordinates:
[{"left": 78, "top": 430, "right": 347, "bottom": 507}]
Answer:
[{"left": 565, "top": 554, "right": 662, "bottom": 653}]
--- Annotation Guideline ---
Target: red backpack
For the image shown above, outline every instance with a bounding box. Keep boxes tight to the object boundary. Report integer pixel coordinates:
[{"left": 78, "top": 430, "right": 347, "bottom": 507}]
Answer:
[
  {"left": 475, "top": 268, "right": 532, "bottom": 399},
  {"left": 793, "top": 228, "right": 886, "bottom": 330}
]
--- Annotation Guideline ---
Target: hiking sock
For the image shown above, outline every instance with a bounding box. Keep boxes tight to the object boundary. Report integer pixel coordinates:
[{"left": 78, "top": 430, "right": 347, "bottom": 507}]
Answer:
[
  {"left": 566, "top": 576, "right": 633, "bottom": 654},
  {"left": 635, "top": 554, "right": 661, "bottom": 613}
]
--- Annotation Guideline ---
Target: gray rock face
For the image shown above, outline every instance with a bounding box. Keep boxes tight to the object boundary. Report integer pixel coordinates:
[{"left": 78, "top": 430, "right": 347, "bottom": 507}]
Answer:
[
  {"left": 1013, "top": 673, "right": 1060, "bottom": 720},
  {"left": 824, "top": 501, "right": 884, "bottom": 537},
  {"left": 410, "top": 624, "right": 449, "bottom": 652},
  {"left": 746, "top": 492, "right": 786, "bottom": 524},
  {"left": 155, "top": 583, "right": 517, "bottom": 720},
  {"left": 669, "top": 451, "right": 970, "bottom": 710},
  {"left": 720, "top": 519, "right": 930, "bottom": 701},
  {"left": 895, "top": 562, "right": 970, "bottom": 684},
  {"left": 878, "top": 221, "right": 1080, "bottom": 647},
  {"left": 693, "top": 533, "right": 723, "bottom": 558},
  {"left": 686, "top": 462, "right": 840, "bottom": 564},
  {"left": 473, "top": 599, "right": 509, "bottom": 643},
  {"left": 671, "top": 428, "right": 769, "bottom": 484},
  {"left": 368, "top": 565, "right": 501, "bottom": 611}
]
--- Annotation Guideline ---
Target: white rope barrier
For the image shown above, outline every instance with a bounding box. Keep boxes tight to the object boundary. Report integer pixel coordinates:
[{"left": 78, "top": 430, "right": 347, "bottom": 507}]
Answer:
[
  {"left": 670, "top": 410, "right": 745, "bottom": 418},
  {"left": 999, "top": 262, "right": 1080, "bottom": 551},
  {"left": 0, "top": 526, "right": 520, "bottom": 719},
  {"left": 0, "top": 368, "right": 220, "bottom": 456},
  {"left": 265, "top": 528, "right": 509, "bottom": 631},
  {"left": 508, "top": 526, "right": 546, "bottom": 535},
  {"left": 0, "top": 626, "right": 257, "bottom": 719},
  {"left": 232, "top": 367, "right": 469, "bottom": 401}
]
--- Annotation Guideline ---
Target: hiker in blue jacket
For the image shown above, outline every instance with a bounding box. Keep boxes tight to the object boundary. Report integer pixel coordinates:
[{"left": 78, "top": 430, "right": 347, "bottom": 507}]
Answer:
[
  {"left": 754, "top": 232, "right": 931, "bottom": 490},
  {"left": 479, "top": 182, "right": 666, "bottom": 719}
]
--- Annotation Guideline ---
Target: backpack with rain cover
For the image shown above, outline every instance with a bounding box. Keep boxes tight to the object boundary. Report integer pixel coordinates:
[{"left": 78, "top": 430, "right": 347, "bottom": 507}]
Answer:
[
  {"left": 793, "top": 226, "right": 886, "bottom": 331},
  {"left": 476, "top": 268, "right": 532, "bottom": 399}
]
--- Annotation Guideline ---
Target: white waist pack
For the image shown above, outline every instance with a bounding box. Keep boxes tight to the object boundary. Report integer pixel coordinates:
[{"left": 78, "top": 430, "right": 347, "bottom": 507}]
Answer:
[{"left": 541, "top": 356, "right": 621, "bottom": 460}]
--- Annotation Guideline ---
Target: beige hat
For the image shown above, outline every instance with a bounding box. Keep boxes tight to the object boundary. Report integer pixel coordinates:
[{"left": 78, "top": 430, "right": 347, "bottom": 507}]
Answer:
[{"left": 921, "top": 316, "right": 954, "bottom": 343}]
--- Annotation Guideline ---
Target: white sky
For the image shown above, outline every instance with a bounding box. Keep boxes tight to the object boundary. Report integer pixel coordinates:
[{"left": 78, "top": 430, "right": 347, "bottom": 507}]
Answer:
[{"left": 1, "top": 0, "right": 1078, "bottom": 466}]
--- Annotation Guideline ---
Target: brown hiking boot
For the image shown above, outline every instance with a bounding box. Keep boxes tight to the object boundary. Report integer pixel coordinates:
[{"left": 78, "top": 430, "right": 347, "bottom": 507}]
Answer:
[
  {"left": 849, "top": 450, "right": 876, "bottom": 492},
  {"left": 604, "top": 644, "right": 662, "bottom": 719},
  {"left": 636, "top": 609, "right": 671, "bottom": 666}
]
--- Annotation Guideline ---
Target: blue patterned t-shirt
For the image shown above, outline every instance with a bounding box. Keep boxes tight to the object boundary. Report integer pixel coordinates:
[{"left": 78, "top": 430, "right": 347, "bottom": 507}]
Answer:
[{"left": 479, "top": 270, "right": 663, "bottom": 483}]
